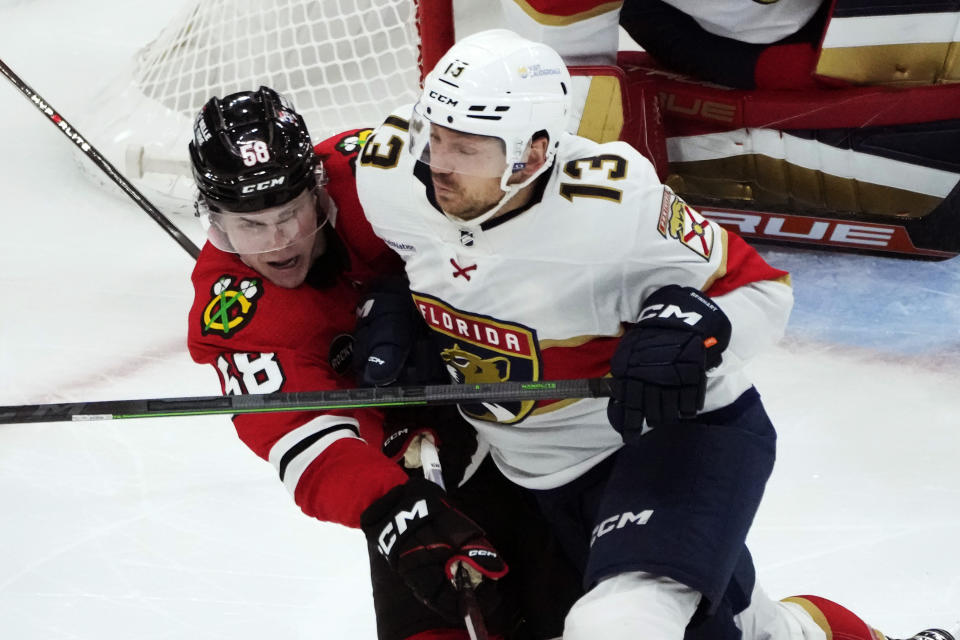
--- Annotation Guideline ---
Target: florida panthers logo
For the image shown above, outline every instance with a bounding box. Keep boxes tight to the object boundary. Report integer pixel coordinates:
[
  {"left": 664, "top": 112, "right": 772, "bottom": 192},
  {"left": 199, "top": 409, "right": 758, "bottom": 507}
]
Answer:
[
  {"left": 442, "top": 345, "right": 511, "bottom": 383},
  {"left": 201, "top": 275, "right": 262, "bottom": 338},
  {"left": 441, "top": 345, "right": 526, "bottom": 422},
  {"left": 413, "top": 293, "right": 541, "bottom": 424}
]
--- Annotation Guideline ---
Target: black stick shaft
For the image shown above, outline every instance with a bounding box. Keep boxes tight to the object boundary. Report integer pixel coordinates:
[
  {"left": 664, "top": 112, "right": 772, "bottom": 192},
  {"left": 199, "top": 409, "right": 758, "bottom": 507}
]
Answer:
[
  {"left": 458, "top": 567, "right": 489, "bottom": 640},
  {"left": 0, "top": 378, "right": 612, "bottom": 425},
  {"left": 0, "top": 57, "right": 201, "bottom": 259}
]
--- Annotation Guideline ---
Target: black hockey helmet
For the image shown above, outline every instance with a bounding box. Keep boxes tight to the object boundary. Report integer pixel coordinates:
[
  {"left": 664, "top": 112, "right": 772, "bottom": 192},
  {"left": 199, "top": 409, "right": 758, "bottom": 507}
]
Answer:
[{"left": 189, "top": 86, "right": 317, "bottom": 213}]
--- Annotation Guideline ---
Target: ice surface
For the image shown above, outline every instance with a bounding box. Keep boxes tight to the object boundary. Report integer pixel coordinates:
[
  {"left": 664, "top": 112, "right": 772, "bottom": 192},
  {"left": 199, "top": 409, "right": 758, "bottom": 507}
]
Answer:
[{"left": 1, "top": 2, "right": 957, "bottom": 638}]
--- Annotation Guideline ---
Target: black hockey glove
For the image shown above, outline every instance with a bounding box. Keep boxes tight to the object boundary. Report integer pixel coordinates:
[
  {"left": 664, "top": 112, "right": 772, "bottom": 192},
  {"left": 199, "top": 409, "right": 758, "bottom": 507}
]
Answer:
[
  {"left": 607, "top": 285, "right": 731, "bottom": 441},
  {"left": 360, "top": 476, "right": 508, "bottom": 623},
  {"left": 353, "top": 278, "right": 445, "bottom": 387},
  {"left": 381, "top": 406, "right": 479, "bottom": 489}
]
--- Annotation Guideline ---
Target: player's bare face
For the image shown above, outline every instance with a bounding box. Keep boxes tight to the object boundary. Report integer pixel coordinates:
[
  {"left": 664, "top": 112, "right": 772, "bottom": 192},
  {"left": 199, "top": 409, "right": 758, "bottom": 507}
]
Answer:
[
  {"left": 428, "top": 126, "right": 507, "bottom": 221},
  {"left": 221, "top": 190, "right": 326, "bottom": 288}
]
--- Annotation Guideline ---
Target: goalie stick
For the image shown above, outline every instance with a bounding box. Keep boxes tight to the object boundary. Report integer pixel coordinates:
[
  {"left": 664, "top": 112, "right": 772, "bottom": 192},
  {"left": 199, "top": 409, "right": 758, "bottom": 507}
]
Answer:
[
  {"left": 0, "top": 57, "right": 201, "bottom": 260},
  {"left": 0, "top": 378, "right": 612, "bottom": 425}
]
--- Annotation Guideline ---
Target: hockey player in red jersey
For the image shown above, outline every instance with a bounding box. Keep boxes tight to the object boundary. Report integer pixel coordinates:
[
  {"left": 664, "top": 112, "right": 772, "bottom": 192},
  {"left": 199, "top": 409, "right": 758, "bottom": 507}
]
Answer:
[
  {"left": 353, "top": 29, "right": 956, "bottom": 640},
  {"left": 186, "top": 86, "right": 580, "bottom": 640}
]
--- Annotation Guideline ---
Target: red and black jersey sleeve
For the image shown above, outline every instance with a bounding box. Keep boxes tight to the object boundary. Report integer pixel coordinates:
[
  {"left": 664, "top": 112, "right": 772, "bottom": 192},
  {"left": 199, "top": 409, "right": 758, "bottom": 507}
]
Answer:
[
  {"left": 315, "top": 130, "right": 405, "bottom": 286},
  {"left": 186, "top": 243, "right": 408, "bottom": 527}
]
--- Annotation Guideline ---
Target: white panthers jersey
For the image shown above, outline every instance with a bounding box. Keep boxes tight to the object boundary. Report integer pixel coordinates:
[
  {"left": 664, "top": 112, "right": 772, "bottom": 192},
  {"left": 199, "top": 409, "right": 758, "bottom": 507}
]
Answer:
[
  {"left": 664, "top": 0, "right": 824, "bottom": 44},
  {"left": 497, "top": 0, "right": 621, "bottom": 65},
  {"left": 357, "top": 106, "right": 793, "bottom": 489}
]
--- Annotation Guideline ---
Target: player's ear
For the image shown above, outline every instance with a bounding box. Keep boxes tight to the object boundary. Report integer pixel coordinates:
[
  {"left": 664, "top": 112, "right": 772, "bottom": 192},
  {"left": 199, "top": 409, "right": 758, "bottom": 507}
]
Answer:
[{"left": 514, "top": 134, "right": 550, "bottom": 181}]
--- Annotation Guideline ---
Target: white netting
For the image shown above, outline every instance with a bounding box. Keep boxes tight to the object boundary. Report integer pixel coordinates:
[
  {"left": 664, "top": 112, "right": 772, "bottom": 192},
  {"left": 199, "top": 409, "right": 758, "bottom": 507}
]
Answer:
[
  {"left": 80, "top": 0, "right": 425, "bottom": 212},
  {"left": 137, "top": 0, "right": 421, "bottom": 131}
]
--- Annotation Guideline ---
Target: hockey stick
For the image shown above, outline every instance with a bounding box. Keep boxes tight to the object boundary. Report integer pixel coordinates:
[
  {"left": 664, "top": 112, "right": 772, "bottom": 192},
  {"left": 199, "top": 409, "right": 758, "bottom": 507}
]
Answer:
[
  {"left": 0, "top": 378, "right": 612, "bottom": 425},
  {"left": 0, "top": 57, "right": 201, "bottom": 260},
  {"left": 419, "top": 438, "right": 489, "bottom": 640}
]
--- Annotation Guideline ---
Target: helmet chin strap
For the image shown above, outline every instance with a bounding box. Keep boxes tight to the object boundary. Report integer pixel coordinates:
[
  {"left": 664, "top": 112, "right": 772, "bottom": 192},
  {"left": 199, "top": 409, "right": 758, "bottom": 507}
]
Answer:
[{"left": 442, "top": 183, "right": 520, "bottom": 228}]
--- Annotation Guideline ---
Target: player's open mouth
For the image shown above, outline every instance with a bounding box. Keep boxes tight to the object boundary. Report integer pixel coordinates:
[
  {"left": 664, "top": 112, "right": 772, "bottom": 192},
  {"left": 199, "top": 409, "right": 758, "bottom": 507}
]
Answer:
[{"left": 267, "top": 255, "right": 299, "bottom": 269}]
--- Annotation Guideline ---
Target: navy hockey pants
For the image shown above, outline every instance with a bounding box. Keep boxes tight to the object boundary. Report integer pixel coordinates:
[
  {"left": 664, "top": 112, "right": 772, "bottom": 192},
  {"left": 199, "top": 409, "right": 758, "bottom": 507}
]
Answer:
[{"left": 531, "top": 387, "right": 777, "bottom": 639}]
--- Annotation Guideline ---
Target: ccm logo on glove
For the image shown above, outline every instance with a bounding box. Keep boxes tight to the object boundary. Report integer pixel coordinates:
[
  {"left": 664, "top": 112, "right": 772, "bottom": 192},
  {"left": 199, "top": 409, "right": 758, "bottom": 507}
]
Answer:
[
  {"left": 608, "top": 285, "right": 732, "bottom": 438},
  {"left": 639, "top": 288, "right": 719, "bottom": 328},
  {"left": 361, "top": 477, "right": 507, "bottom": 622},
  {"left": 376, "top": 498, "right": 428, "bottom": 555}
]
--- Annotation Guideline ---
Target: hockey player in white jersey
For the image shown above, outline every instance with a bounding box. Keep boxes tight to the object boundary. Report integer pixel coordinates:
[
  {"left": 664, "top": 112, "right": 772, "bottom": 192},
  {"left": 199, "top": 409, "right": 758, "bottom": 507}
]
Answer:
[{"left": 354, "top": 28, "right": 956, "bottom": 640}]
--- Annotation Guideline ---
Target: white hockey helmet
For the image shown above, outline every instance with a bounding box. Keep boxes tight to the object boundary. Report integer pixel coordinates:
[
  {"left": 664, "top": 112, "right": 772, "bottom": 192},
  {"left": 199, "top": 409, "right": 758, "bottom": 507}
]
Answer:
[{"left": 410, "top": 29, "right": 572, "bottom": 225}]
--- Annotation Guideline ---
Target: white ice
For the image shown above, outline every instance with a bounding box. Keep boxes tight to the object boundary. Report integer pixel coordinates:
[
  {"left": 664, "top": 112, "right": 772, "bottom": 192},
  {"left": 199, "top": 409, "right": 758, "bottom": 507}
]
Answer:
[{"left": 1, "top": 1, "right": 958, "bottom": 638}]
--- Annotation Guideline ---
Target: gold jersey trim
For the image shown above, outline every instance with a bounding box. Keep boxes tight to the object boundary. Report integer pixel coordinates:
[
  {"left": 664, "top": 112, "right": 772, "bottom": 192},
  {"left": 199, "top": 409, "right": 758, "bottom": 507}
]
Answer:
[
  {"left": 509, "top": 0, "right": 623, "bottom": 26},
  {"left": 576, "top": 75, "right": 625, "bottom": 143}
]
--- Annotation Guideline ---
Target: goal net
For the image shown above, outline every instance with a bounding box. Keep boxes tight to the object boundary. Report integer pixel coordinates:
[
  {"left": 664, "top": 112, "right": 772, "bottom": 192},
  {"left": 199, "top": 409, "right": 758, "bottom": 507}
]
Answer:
[{"left": 79, "top": 0, "right": 458, "bottom": 212}]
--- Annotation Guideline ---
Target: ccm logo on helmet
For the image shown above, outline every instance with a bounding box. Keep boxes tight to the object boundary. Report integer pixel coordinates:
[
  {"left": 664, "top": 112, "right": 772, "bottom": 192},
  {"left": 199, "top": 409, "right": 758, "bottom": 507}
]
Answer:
[
  {"left": 428, "top": 90, "right": 458, "bottom": 106},
  {"left": 241, "top": 176, "right": 286, "bottom": 194}
]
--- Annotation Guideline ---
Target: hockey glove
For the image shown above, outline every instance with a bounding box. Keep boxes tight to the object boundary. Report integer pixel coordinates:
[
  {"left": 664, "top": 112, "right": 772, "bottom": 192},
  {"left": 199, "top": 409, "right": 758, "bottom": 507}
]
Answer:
[
  {"left": 607, "top": 285, "right": 731, "bottom": 440},
  {"left": 360, "top": 476, "right": 508, "bottom": 623},
  {"left": 353, "top": 278, "right": 445, "bottom": 387},
  {"left": 381, "top": 406, "right": 479, "bottom": 488}
]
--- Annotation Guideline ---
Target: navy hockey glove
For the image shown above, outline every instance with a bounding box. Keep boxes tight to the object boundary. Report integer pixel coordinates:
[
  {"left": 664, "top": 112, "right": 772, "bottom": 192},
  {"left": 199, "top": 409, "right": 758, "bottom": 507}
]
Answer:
[
  {"left": 361, "top": 476, "right": 508, "bottom": 623},
  {"left": 607, "top": 285, "right": 731, "bottom": 440},
  {"left": 353, "top": 279, "right": 445, "bottom": 387}
]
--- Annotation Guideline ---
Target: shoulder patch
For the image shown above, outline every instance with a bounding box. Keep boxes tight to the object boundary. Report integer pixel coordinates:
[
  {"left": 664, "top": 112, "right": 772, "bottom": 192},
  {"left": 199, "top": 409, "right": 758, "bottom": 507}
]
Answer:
[
  {"left": 334, "top": 129, "right": 373, "bottom": 155},
  {"left": 657, "top": 190, "right": 715, "bottom": 261},
  {"left": 201, "top": 275, "right": 263, "bottom": 338}
]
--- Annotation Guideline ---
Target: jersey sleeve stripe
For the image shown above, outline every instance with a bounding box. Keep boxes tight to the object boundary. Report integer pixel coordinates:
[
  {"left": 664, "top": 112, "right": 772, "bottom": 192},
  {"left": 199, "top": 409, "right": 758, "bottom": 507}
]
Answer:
[
  {"left": 701, "top": 226, "right": 730, "bottom": 292},
  {"left": 706, "top": 230, "right": 791, "bottom": 297},
  {"left": 268, "top": 415, "right": 361, "bottom": 495},
  {"left": 276, "top": 424, "right": 361, "bottom": 482}
]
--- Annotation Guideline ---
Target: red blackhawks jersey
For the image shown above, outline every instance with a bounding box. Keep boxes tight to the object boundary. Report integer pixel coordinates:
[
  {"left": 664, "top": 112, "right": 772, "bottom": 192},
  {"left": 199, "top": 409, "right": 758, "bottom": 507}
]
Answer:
[
  {"left": 357, "top": 107, "right": 794, "bottom": 490},
  {"left": 187, "top": 129, "right": 408, "bottom": 528}
]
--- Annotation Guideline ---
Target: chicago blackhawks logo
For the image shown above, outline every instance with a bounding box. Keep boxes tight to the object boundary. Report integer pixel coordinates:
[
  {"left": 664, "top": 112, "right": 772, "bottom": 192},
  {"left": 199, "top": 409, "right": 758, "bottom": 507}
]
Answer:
[
  {"left": 658, "top": 190, "right": 715, "bottom": 261},
  {"left": 202, "top": 275, "right": 263, "bottom": 337},
  {"left": 413, "top": 293, "right": 541, "bottom": 424},
  {"left": 335, "top": 129, "right": 373, "bottom": 154}
]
